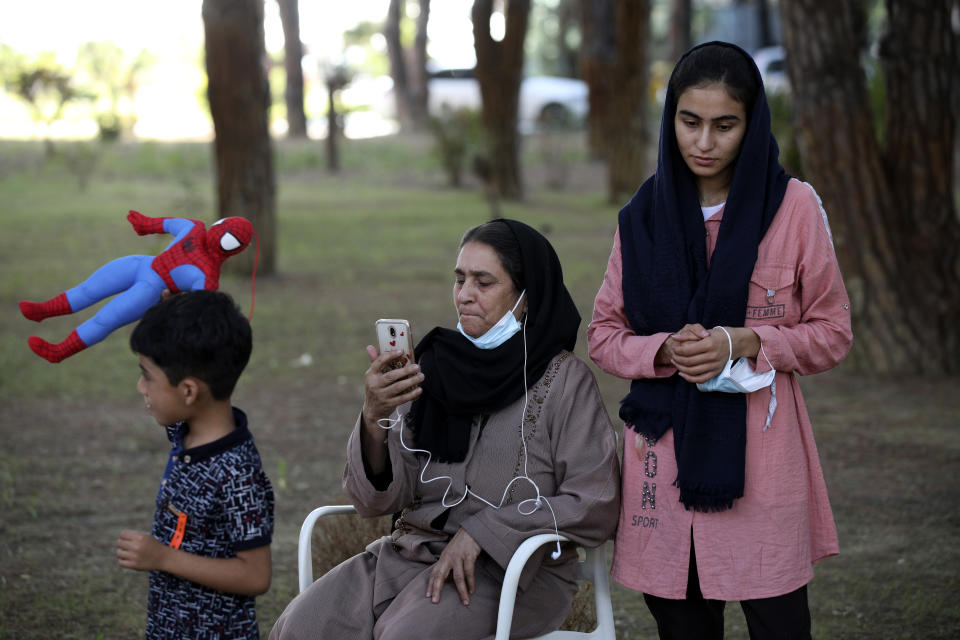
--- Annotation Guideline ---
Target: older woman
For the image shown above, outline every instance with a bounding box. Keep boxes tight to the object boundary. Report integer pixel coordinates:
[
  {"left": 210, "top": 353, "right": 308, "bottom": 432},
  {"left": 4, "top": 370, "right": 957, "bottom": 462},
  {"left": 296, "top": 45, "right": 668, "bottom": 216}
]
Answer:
[{"left": 272, "top": 219, "right": 620, "bottom": 639}]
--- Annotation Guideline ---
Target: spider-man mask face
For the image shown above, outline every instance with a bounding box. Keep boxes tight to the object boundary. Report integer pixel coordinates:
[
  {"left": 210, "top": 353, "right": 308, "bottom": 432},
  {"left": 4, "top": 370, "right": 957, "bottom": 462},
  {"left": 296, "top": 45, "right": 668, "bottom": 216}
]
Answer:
[{"left": 208, "top": 217, "right": 253, "bottom": 256}]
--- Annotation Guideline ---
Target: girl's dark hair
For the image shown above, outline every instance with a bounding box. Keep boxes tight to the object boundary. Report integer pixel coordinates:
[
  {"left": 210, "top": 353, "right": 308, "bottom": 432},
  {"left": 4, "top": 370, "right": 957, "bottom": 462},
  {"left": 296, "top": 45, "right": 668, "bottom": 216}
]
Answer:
[
  {"left": 130, "top": 290, "right": 252, "bottom": 400},
  {"left": 668, "top": 43, "right": 760, "bottom": 111},
  {"left": 460, "top": 220, "right": 524, "bottom": 292}
]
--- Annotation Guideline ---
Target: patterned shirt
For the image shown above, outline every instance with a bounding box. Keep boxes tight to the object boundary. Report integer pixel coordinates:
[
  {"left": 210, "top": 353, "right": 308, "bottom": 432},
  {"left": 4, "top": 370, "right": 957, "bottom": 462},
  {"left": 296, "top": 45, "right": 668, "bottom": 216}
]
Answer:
[{"left": 146, "top": 407, "right": 274, "bottom": 639}]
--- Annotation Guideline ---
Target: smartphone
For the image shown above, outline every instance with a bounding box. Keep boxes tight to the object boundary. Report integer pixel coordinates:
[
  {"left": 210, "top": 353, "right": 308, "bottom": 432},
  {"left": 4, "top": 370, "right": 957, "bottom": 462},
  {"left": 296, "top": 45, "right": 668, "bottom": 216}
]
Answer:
[{"left": 375, "top": 319, "right": 416, "bottom": 374}]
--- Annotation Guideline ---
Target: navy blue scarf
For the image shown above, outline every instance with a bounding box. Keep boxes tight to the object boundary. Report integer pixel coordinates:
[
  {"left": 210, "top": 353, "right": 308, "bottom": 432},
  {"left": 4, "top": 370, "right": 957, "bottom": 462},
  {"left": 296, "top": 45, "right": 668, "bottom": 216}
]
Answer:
[{"left": 619, "top": 42, "right": 789, "bottom": 511}]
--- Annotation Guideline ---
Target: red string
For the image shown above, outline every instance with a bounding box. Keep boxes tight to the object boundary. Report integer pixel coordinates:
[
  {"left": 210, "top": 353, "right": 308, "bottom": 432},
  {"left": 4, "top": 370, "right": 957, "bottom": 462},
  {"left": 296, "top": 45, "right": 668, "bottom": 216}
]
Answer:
[{"left": 248, "top": 231, "right": 259, "bottom": 321}]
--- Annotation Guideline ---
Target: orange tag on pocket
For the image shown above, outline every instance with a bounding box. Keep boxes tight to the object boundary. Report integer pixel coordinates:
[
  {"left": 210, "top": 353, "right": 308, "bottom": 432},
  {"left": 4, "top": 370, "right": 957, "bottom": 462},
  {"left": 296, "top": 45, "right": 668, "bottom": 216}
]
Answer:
[{"left": 169, "top": 510, "right": 188, "bottom": 549}]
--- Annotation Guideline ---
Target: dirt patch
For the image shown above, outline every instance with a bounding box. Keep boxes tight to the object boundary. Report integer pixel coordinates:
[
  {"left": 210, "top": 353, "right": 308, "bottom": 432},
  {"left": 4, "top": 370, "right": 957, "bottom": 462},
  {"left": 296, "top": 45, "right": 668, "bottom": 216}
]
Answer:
[
  {"left": 2, "top": 368, "right": 958, "bottom": 639},
  {"left": 0, "top": 383, "right": 357, "bottom": 638}
]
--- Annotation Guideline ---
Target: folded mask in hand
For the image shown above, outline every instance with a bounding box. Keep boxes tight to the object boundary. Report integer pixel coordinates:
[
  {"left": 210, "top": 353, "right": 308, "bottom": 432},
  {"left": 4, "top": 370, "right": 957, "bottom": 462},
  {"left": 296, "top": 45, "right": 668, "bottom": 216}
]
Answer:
[{"left": 696, "top": 326, "right": 778, "bottom": 430}]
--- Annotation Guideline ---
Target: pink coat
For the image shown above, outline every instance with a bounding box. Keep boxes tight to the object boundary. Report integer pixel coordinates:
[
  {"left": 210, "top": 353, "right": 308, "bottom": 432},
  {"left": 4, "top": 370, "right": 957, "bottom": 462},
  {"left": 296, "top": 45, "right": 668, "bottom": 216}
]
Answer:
[{"left": 588, "top": 178, "right": 853, "bottom": 600}]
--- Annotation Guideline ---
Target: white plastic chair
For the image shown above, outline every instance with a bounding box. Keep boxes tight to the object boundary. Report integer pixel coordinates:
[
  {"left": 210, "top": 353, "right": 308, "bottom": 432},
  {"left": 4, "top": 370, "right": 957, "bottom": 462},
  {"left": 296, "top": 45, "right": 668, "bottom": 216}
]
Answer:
[{"left": 297, "top": 505, "right": 616, "bottom": 640}]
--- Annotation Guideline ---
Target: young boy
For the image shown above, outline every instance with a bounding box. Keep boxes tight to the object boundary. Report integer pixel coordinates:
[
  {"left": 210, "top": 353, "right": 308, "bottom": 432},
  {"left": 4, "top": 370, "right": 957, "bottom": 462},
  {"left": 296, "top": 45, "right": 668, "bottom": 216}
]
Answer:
[{"left": 117, "top": 290, "right": 274, "bottom": 639}]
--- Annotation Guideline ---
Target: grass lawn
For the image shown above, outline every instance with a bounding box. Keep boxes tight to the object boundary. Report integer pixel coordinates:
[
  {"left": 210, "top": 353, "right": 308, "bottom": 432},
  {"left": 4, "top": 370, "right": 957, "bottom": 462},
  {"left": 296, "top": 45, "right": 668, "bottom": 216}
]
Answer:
[{"left": 0, "top": 134, "right": 957, "bottom": 639}]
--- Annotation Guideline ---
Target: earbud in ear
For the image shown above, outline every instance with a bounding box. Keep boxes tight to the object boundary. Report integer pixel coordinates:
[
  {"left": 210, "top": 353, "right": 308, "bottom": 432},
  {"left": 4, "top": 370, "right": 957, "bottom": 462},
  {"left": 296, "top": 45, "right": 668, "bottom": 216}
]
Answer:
[{"left": 551, "top": 549, "right": 561, "bottom": 560}]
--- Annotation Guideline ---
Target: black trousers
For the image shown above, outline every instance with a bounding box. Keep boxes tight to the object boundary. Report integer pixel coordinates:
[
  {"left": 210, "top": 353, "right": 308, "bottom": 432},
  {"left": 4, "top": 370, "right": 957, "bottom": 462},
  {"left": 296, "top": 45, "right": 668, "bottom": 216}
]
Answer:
[{"left": 643, "top": 540, "right": 811, "bottom": 640}]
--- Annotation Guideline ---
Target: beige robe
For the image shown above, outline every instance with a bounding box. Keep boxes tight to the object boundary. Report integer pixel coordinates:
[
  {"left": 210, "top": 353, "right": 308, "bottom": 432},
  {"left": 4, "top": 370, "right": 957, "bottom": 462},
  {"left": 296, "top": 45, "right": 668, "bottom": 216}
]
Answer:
[{"left": 271, "top": 351, "right": 620, "bottom": 640}]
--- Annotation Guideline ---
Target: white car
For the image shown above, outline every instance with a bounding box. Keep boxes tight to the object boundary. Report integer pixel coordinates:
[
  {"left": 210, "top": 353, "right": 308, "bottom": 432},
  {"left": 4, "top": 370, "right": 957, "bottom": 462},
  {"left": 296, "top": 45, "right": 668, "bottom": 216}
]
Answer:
[
  {"left": 752, "top": 46, "right": 789, "bottom": 94},
  {"left": 383, "top": 68, "right": 589, "bottom": 132}
]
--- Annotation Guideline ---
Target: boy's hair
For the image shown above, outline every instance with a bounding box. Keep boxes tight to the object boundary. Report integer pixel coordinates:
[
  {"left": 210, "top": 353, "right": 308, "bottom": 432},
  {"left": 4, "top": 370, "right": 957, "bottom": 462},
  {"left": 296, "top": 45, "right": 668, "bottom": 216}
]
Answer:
[{"left": 130, "top": 290, "right": 252, "bottom": 400}]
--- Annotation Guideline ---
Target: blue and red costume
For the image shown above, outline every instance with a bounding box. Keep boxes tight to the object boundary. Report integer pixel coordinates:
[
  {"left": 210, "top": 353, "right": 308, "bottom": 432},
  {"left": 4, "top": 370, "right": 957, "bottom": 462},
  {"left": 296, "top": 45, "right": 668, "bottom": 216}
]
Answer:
[{"left": 20, "top": 210, "right": 253, "bottom": 363}]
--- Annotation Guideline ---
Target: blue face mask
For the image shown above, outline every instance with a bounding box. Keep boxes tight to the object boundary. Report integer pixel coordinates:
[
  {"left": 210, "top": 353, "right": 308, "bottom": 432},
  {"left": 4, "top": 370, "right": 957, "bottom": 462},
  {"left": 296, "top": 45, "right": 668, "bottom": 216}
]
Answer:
[
  {"left": 696, "top": 326, "right": 778, "bottom": 430},
  {"left": 458, "top": 291, "right": 526, "bottom": 350}
]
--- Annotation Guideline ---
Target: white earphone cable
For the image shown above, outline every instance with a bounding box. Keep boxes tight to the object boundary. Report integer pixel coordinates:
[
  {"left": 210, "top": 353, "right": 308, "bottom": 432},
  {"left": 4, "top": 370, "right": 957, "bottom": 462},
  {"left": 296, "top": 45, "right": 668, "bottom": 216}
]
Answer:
[{"left": 376, "top": 312, "right": 563, "bottom": 559}]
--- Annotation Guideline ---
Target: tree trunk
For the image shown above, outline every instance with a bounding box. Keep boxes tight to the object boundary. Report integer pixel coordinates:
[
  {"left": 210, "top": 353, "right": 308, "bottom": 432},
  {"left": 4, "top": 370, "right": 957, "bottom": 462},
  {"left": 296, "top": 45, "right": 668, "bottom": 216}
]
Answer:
[
  {"left": 408, "top": 0, "right": 431, "bottom": 130},
  {"left": 384, "top": 0, "right": 431, "bottom": 131},
  {"left": 472, "top": 0, "right": 531, "bottom": 200},
  {"left": 781, "top": 0, "right": 960, "bottom": 374},
  {"left": 606, "top": 0, "right": 651, "bottom": 203},
  {"left": 277, "top": 0, "right": 307, "bottom": 138},
  {"left": 668, "top": 0, "right": 692, "bottom": 64},
  {"left": 326, "top": 86, "right": 339, "bottom": 172},
  {"left": 579, "top": 0, "right": 617, "bottom": 159},
  {"left": 202, "top": 0, "right": 276, "bottom": 276},
  {"left": 324, "top": 68, "right": 349, "bottom": 173},
  {"left": 385, "top": 0, "right": 411, "bottom": 129},
  {"left": 756, "top": 0, "right": 773, "bottom": 49},
  {"left": 556, "top": 0, "right": 579, "bottom": 78}
]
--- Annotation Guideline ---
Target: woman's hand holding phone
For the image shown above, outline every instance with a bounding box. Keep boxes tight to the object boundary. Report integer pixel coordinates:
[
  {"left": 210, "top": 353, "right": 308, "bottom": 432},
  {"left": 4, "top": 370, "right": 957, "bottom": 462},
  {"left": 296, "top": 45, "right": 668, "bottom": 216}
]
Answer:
[
  {"left": 361, "top": 345, "right": 423, "bottom": 431},
  {"left": 361, "top": 345, "right": 422, "bottom": 475},
  {"left": 361, "top": 319, "right": 422, "bottom": 472}
]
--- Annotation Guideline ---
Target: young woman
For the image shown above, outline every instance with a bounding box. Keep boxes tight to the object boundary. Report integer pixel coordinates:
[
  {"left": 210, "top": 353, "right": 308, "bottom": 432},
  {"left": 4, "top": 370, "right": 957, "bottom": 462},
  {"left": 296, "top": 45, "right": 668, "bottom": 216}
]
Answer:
[{"left": 588, "top": 41, "right": 853, "bottom": 639}]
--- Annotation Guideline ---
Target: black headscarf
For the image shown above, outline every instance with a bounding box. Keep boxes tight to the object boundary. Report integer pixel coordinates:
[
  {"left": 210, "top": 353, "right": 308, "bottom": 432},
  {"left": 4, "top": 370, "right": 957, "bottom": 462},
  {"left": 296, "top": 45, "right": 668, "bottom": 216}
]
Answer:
[
  {"left": 409, "top": 218, "right": 581, "bottom": 463},
  {"left": 618, "top": 41, "right": 789, "bottom": 511}
]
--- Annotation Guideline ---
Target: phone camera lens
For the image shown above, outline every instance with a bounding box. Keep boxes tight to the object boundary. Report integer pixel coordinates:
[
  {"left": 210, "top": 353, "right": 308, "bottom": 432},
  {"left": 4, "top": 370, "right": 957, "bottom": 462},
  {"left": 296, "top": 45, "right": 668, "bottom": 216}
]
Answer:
[{"left": 389, "top": 327, "right": 396, "bottom": 337}]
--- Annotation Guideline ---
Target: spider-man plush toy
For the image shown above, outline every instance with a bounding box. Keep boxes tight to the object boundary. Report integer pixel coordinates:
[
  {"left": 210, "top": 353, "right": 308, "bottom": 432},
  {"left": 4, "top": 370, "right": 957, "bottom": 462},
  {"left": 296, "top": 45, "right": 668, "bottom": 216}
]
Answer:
[{"left": 19, "top": 210, "right": 254, "bottom": 363}]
